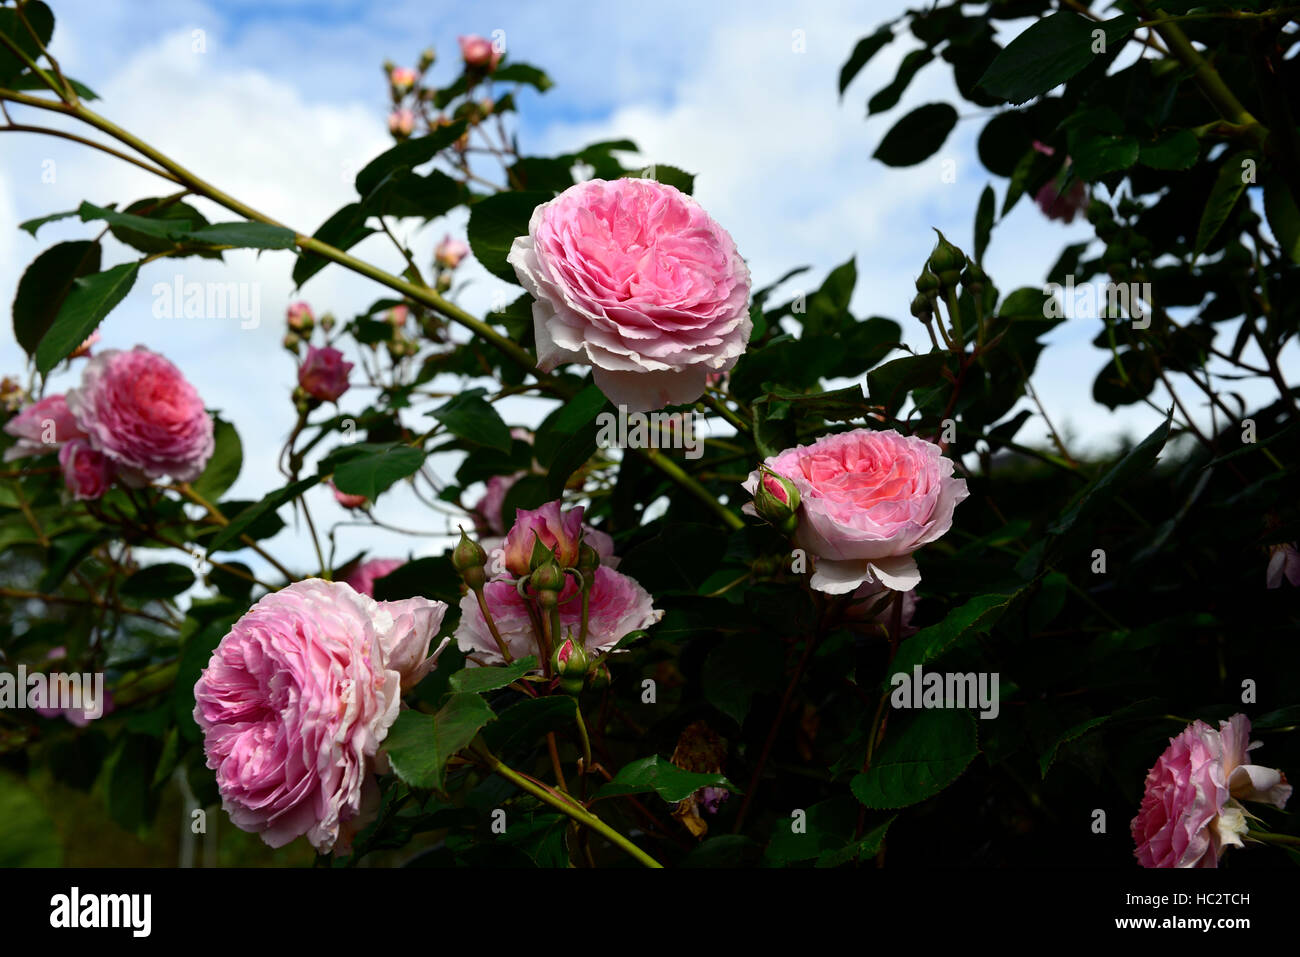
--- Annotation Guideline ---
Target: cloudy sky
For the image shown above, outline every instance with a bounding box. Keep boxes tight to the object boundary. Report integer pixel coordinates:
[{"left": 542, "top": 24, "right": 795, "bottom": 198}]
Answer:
[{"left": 2, "top": 0, "right": 1294, "bottom": 575}]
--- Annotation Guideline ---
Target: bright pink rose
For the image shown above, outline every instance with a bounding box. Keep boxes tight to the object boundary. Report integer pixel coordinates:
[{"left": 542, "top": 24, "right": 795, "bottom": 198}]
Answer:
[
  {"left": 59, "top": 439, "right": 113, "bottom": 501},
  {"left": 332, "top": 481, "right": 369, "bottom": 510},
  {"left": 343, "top": 557, "right": 406, "bottom": 598},
  {"left": 299, "top": 345, "right": 353, "bottom": 401},
  {"left": 458, "top": 34, "right": 500, "bottom": 70},
  {"left": 1266, "top": 543, "right": 1300, "bottom": 589},
  {"left": 388, "top": 108, "right": 415, "bottom": 138},
  {"left": 66, "top": 347, "right": 214, "bottom": 484},
  {"left": 193, "top": 579, "right": 448, "bottom": 853},
  {"left": 1131, "top": 714, "right": 1291, "bottom": 868},
  {"left": 743, "top": 429, "right": 968, "bottom": 594},
  {"left": 434, "top": 234, "right": 470, "bottom": 269},
  {"left": 455, "top": 565, "right": 660, "bottom": 665},
  {"left": 3, "top": 394, "right": 86, "bottom": 461},
  {"left": 500, "top": 500, "right": 585, "bottom": 577},
  {"left": 508, "top": 178, "right": 752, "bottom": 411}
]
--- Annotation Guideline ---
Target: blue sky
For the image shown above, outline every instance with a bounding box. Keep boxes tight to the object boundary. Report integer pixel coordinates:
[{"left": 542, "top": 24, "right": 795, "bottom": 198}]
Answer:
[{"left": 2, "top": 0, "right": 1294, "bottom": 575}]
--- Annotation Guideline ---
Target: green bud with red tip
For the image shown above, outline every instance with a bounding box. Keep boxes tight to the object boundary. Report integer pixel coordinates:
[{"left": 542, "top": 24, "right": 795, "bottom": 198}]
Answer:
[{"left": 752, "top": 467, "right": 800, "bottom": 536}]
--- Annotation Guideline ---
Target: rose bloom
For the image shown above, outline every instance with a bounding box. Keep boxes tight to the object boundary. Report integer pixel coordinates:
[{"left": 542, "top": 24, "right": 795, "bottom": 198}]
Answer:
[
  {"left": 499, "top": 500, "right": 586, "bottom": 576},
  {"left": 743, "top": 429, "right": 968, "bottom": 594},
  {"left": 458, "top": 34, "right": 500, "bottom": 70},
  {"left": 434, "top": 234, "right": 470, "bottom": 270},
  {"left": 388, "top": 108, "right": 415, "bottom": 138},
  {"left": 193, "top": 579, "right": 448, "bottom": 853},
  {"left": 299, "top": 345, "right": 353, "bottom": 402},
  {"left": 332, "top": 481, "right": 369, "bottom": 510},
  {"left": 1132, "top": 714, "right": 1292, "bottom": 868},
  {"left": 66, "top": 347, "right": 214, "bottom": 484},
  {"left": 456, "top": 565, "right": 660, "bottom": 665},
  {"left": 3, "top": 394, "right": 86, "bottom": 461},
  {"left": 343, "top": 557, "right": 406, "bottom": 598},
  {"left": 59, "top": 439, "right": 114, "bottom": 501},
  {"left": 508, "top": 178, "right": 752, "bottom": 411},
  {"left": 285, "top": 301, "right": 314, "bottom": 330}
]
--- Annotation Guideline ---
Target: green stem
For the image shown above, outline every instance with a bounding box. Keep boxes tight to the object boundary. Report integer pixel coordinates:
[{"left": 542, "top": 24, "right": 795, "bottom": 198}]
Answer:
[
  {"left": 1250, "top": 830, "right": 1300, "bottom": 847},
  {"left": 475, "top": 746, "right": 663, "bottom": 868}
]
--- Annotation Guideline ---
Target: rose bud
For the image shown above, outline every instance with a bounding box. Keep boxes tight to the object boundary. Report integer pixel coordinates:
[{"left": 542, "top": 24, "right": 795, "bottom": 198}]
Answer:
[
  {"left": 458, "top": 34, "right": 500, "bottom": 71},
  {"left": 418, "top": 47, "right": 435, "bottom": 71},
  {"left": 389, "top": 66, "right": 417, "bottom": 94},
  {"left": 750, "top": 467, "right": 800, "bottom": 535},
  {"left": 529, "top": 558, "right": 565, "bottom": 607},
  {"left": 452, "top": 528, "right": 489, "bottom": 590},
  {"left": 286, "top": 300, "right": 314, "bottom": 331},
  {"left": 298, "top": 345, "right": 353, "bottom": 402},
  {"left": 927, "top": 230, "right": 966, "bottom": 289},
  {"left": 387, "top": 108, "right": 415, "bottom": 139},
  {"left": 501, "top": 500, "right": 585, "bottom": 578},
  {"left": 434, "top": 234, "right": 470, "bottom": 270},
  {"left": 553, "top": 636, "right": 588, "bottom": 682},
  {"left": 59, "top": 439, "right": 113, "bottom": 501}
]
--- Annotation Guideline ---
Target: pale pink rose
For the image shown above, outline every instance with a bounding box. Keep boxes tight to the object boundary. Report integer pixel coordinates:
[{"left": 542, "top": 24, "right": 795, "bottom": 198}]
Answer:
[
  {"left": 286, "top": 301, "right": 314, "bottom": 330},
  {"left": 743, "top": 429, "right": 968, "bottom": 594},
  {"left": 3, "top": 394, "right": 86, "bottom": 461},
  {"left": 298, "top": 345, "right": 353, "bottom": 402},
  {"left": 343, "top": 557, "right": 406, "bottom": 598},
  {"left": 59, "top": 439, "right": 113, "bottom": 501},
  {"left": 70, "top": 329, "right": 100, "bottom": 359},
  {"left": 500, "top": 500, "right": 585, "bottom": 577},
  {"left": 1131, "top": 714, "right": 1291, "bottom": 868},
  {"left": 66, "top": 347, "right": 214, "bottom": 485},
  {"left": 508, "top": 178, "right": 752, "bottom": 411},
  {"left": 1266, "top": 543, "right": 1300, "bottom": 589},
  {"left": 193, "top": 579, "right": 448, "bottom": 853},
  {"left": 389, "top": 66, "right": 417, "bottom": 93},
  {"left": 434, "top": 234, "right": 470, "bottom": 269},
  {"left": 458, "top": 34, "right": 500, "bottom": 70},
  {"left": 332, "top": 481, "right": 369, "bottom": 510},
  {"left": 388, "top": 108, "right": 415, "bottom": 138},
  {"left": 456, "top": 565, "right": 660, "bottom": 665}
]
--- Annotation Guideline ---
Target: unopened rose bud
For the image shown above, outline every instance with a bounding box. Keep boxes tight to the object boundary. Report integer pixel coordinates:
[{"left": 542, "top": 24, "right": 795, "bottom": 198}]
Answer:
[
  {"left": 553, "top": 636, "right": 588, "bottom": 676},
  {"left": 452, "top": 528, "right": 488, "bottom": 589},
  {"left": 389, "top": 66, "right": 417, "bottom": 95},
  {"left": 434, "top": 234, "right": 469, "bottom": 270},
  {"left": 320, "top": 313, "right": 336, "bottom": 332},
  {"left": 418, "top": 47, "right": 436, "bottom": 71},
  {"left": 927, "top": 230, "right": 966, "bottom": 287},
  {"left": 529, "top": 559, "right": 565, "bottom": 603},
  {"left": 387, "top": 304, "right": 410, "bottom": 326},
  {"left": 910, "top": 293, "right": 933, "bottom": 321},
  {"left": 752, "top": 468, "right": 800, "bottom": 536},
  {"left": 388, "top": 108, "right": 415, "bottom": 139},
  {"left": 286, "top": 300, "right": 314, "bottom": 331},
  {"left": 283, "top": 332, "right": 301, "bottom": 351},
  {"left": 458, "top": 34, "right": 501, "bottom": 71}
]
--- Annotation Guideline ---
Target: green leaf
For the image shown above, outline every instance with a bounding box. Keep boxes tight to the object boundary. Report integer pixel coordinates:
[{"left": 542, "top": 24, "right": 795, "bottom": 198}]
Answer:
[
  {"left": 1264, "top": 177, "right": 1300, "bottom": 264},
  {"left": 17, "top": 209, "right": 78, "bottom": 237},
  {"left": 206, "top": 476, "right": 317, "bottom": 552},
  {"left": 481, "top": 696, "right": 576, "bottom": 753},
  {"left": 191, "top": 418, "right": 242, "bottom": 502},
  {"left": 385, "top": 693, "right": 497, "bottom": 791},
  {"left": 873, "top": 103, "right": 958, "bottom": 168},
  {"left": 78, "top": 200, "right": 191, "bottom": 240},
  {"left": 12, "top": 240, "right": 101, "bottom": 356},
  {"left": 866, "top": 351, "right": 948, "bottom": 416},
  {"left": 449, "top": 657, "right": 538, "bottom": 694},
  {"left": 840, "top": 26, "right": 893, "bottom": 95},
  {"left": 868, "top": 49, "right": 932, "bottom": 115},
  {"left": 978, "top": 12, "right": 1136, "bottom": 105},
  {"left": 120, "top": 562, "right": 194, "bottom": 599},
  {"left": 885, "top": 592, "right": 1019, "bottom": 689},
  {"left": 293, "top": 203, "right": 374, "bottom": 286},
  {"left": 1071, "top": 133, "right": 1138, "bottom": 181},
  {"left": 703, "top": 632, "right": 786, "bottom": 725},
  {"left": 0, "top": 771, "right": 61, "bottom": 866},
  {"left": 1195, "top": 152, "right": 1253, "bottom": 255},
  {"left": 851, "top": 709, "right": 978, "bottom": 809},
  {"left": 1039, "top": 715, "right": 1111, "bottom": 779},
  {"left": 816, "top": 818, "right": 894, "bottom": 868},
  {"left": 432, "top": 390, "right": 512, "bottom": 453},
  {"left": 535, "top": 384, "right": 608, "bottom": 465},
  {"left": 1139, "top": 130, "right": 1200, "bottom": 171},
  {"left": 6, "top": 72, "right": 98, "bottom": 100},
  {"left": 466, "top": 190, "right": 551, "bottom": 283},
  {"left": 594, "top": 755, "right": 737, "bottom": 804},
  {"left": 0, "top": 2, "right": 53, "bottom": 85},
  {"left": 174, "top": 619, "right": 231, "bottom": 739},
  {"left": 633, "top": 163, "right": 695, "bottom": 195},
  {"left": 491, "top": 62, "right": 553, "bottom": 91},
  {"left": 35, "top": 261, "right": 138, "bottom": 374},
  {"left": 974, "top": 184, "right": 995, "bottom": 263},
  {"left": 765, "top": 796, "right": 857, "bottom": 862},
  {"left": 185, "top": 222, "right": 297, "bottom": 250},
  {"left": 331, "top": 444, "right": 427, "bottom": 499},
  {"left": 354, "top": 120, "right": 469, "bottom": 197}
]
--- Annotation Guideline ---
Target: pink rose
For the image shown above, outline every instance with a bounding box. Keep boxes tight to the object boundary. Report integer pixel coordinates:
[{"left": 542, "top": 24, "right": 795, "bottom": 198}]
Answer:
[
  {"left": 434, "top": 234, "right": 470, "bottom": 269},
  {"left": 388, "top": 108, "right": 415, "bottom": 138},
  {"left": 3, "top": 394, "right": 86, "bottom": 461},
  {"left": 1132, "top": 714, "right": 1291, "bottom": 868},
  {"left": 286, "top": 301, "right": 314, "bottom": 330},
  {"left": 389, "top": 66, "right": 417, "bottom": 93},
  {"left": 70, "top": 329, "right": 100, "bottom": 359},
  {"left": 499, "top": 500, "right": 585, "bottom": 577},
  {"left": 1266, "top": 543, "right": 1300, "bottom": 589},
  {"left": 743, "top": 429, "right": 968, "bottom": 594},
  {"left": 508, "top": 178, "right": 752, "bottom": 411},
  {"left": 332, "top": 481, "right": 369, "bottom": 510},
  {"left": 298, "top": 345, "right": 353, "bottom": 402},
  {"left": 456, "top": 565, "right": 660, "bottom": 665},
  {"left": 472, "top": 473, "right": 521, "bottom": 536},
  {"left": 193, "top": 579, "right": 449, "bottom": 853},
  {"left": 343, "top": 557, "right": 406, "bottom": 598},
  {"left": 59, "top": 439, "right": 113, "bottom": 501},
  {"left": 66, "top": 347, "right": 214, "bottom": 484},
  {"left": 1035, "top": 177, "right": 1088, "bottom": 224},
  {"left": 458, "top": 34, "right": 500, "bottom": 71}
]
